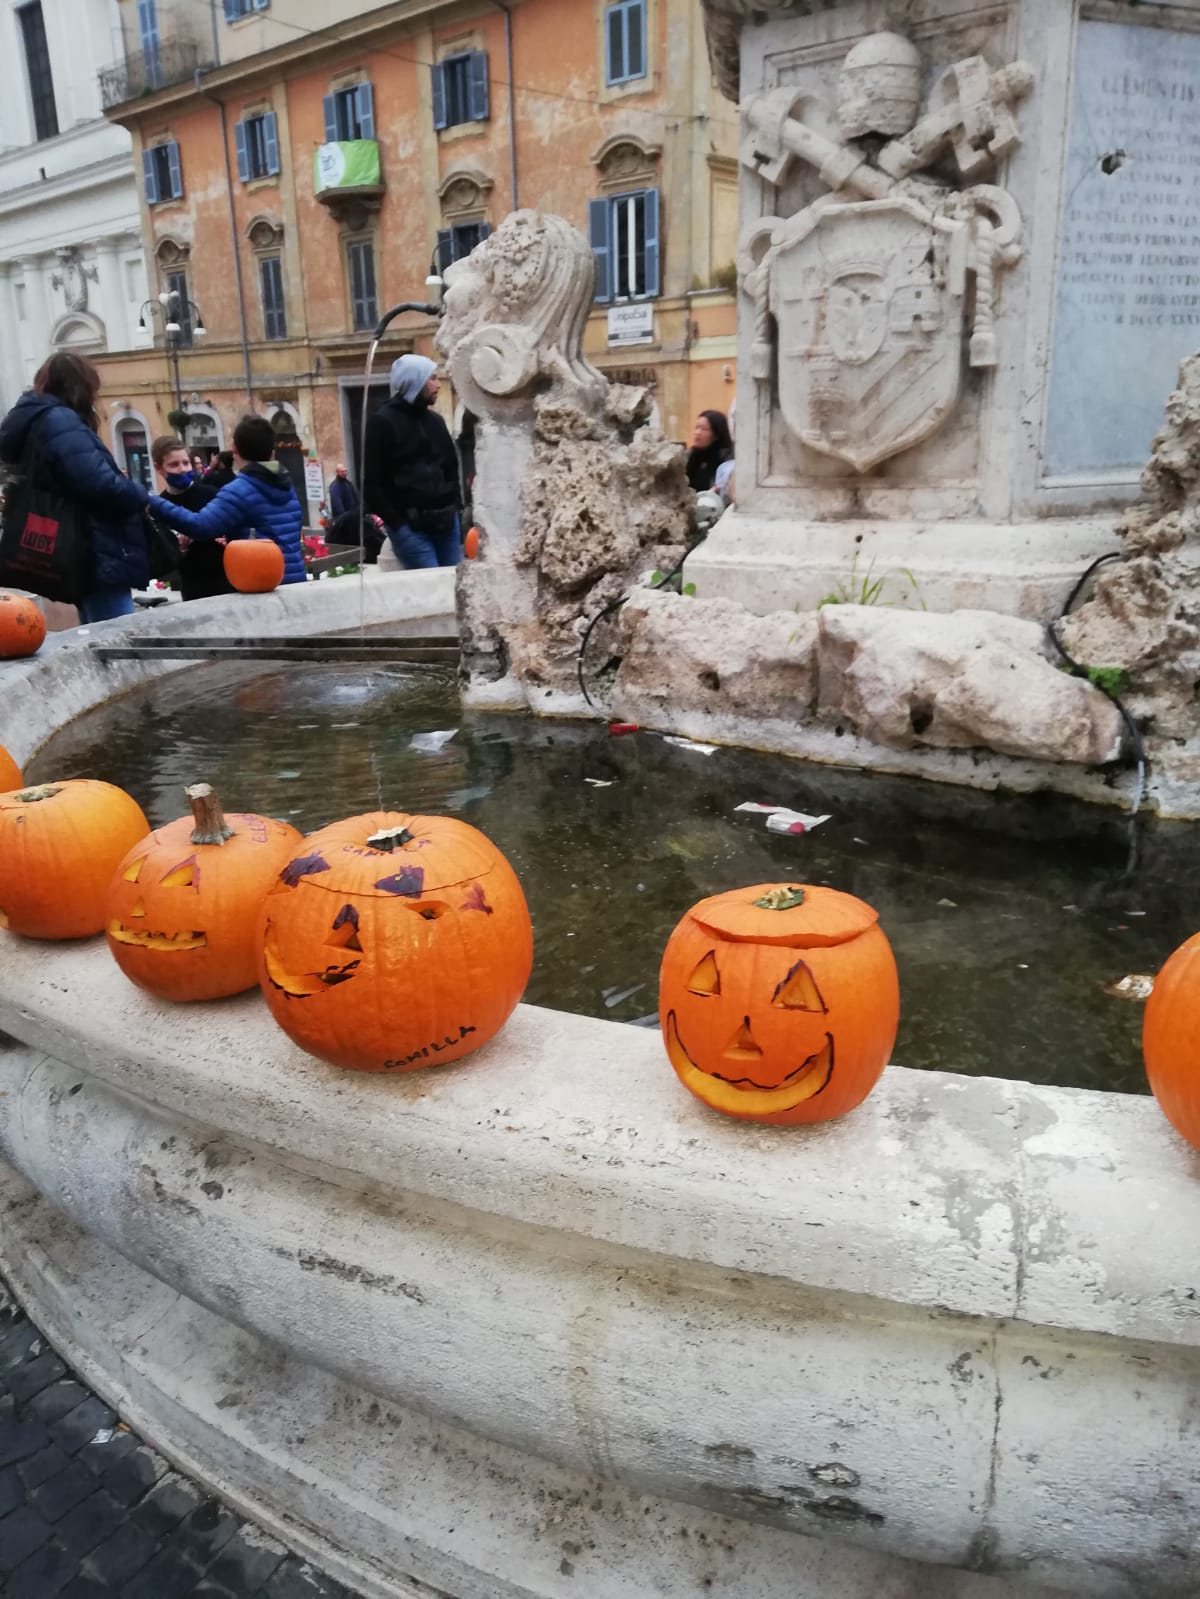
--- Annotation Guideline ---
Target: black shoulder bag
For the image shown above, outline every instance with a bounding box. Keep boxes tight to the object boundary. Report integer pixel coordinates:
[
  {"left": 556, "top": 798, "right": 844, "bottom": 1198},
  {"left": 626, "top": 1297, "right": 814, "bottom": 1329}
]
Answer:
[{"left": 0, "top": 415, "right": 91, "bottom": 604}]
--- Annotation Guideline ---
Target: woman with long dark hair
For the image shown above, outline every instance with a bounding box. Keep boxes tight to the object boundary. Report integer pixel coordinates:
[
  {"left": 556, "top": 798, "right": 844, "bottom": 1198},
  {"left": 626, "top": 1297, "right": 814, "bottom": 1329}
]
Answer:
[
  {"left": 685, "top": 409, "right": 734, "bottom": 492},
  {"left": 0, "top": 352, "right": 151, "bottom": 622}
]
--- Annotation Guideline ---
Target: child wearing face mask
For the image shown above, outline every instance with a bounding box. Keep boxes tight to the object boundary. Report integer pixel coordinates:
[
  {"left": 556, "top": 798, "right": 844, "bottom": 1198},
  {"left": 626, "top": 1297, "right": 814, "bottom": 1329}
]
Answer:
[{"left": 150, "top": 435, "right": 228, "bottom": 602}]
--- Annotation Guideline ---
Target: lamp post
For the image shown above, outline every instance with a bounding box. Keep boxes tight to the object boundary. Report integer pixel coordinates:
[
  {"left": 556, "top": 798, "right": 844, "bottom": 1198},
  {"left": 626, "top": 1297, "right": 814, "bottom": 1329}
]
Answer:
[{"left": 138, "top": 288, "right": 206, "bottom": 433}]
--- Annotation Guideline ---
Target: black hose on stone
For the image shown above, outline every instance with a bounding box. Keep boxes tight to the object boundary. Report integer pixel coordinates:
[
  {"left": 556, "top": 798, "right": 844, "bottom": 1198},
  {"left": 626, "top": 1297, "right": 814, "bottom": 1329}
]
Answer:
[
  {"left": 1045, "top": 551, "right": 1147, "bottom": 815},
  {"left": 576, "top": 538, "right": 706, "bottom": 711}
]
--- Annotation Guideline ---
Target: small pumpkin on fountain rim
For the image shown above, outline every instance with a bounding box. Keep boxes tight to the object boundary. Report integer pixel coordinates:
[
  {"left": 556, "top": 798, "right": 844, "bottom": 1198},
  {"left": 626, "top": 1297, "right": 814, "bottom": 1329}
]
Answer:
[
  {"left": 1142, "top": 932, "right": 1200, "bottom": 1148},
  {"left": 658, "top": 882, "right": 899, "bottom": 1125},
  {"left": 225, "top": 534, "right": 285, "bottom": 593},
  {"left": 0, "top": 744, "right": 21, "bottom": 792},
  {"left": 256, "top": 810, "right": 533, "bottom": 1072},
  {"left": 0, "top": 780, "right": 149, "bottom": 939},
  {"left": 0, "top": 592, "right": 46, "bottom": 658},
  {"left": 106, "top": 783, "right": 304, "bottom": 1002}
]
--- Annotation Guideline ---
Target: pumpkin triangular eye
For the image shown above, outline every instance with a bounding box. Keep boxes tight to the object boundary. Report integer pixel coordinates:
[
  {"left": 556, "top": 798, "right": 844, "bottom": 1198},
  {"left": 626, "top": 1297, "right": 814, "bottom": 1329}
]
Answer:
[
  {"left": 687, "top": 951, "right": 721, "bottom": 996},
  {"left": 326, "top": 905, "right": 363, "bottom": 952},
  {"left": 724, "top": 1018, "right": 763, "bottom": 1060},
  {"left": 772, "top": 959, "right": 827, "bottom": 1012},
  {"left": 123, "top": 858, "right": 145, "bottom": 882},
  {"left": 161, "top": 858, "right": 197, "bottom": 888}
]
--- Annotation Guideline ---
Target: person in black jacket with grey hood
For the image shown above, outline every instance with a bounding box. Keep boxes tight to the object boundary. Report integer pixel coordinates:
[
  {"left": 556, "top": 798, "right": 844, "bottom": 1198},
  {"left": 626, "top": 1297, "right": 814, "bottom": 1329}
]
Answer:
[
  {"left": 363, "top": 355, "right": 462, "bottom": 568},
  {"left": 0, "top": 353, "right": 151, "bottom": 622}
]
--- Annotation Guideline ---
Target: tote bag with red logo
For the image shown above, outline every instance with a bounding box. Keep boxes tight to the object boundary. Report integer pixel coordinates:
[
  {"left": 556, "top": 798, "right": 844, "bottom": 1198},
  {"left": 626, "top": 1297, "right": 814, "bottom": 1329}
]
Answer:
[{"left": 0, "top": 416, "right": 90, "bottom": 604}]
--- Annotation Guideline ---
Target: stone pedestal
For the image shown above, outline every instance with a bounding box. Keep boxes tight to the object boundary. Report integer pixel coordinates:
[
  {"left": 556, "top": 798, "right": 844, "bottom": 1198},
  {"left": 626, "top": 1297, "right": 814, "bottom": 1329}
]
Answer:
[{"left": 694, "top": 0, "right": 1200, "bottom": 618}]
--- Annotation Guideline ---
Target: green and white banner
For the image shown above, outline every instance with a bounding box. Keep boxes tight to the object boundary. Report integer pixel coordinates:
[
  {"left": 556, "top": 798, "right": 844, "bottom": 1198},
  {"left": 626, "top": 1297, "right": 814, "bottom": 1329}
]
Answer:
[{"left": 314, "top": 141, "right": 381, "bottom": 194}]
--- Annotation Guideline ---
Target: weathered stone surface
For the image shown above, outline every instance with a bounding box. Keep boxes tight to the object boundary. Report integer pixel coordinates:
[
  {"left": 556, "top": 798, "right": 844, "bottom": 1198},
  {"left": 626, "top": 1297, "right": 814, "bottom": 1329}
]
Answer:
[
  {"left": 817, "top": 606, "right": 1124, "bottom": 765},
  {"left": 614, "top": 587, "right": 817, "bottom": 721},
  {"left": 1062, "top": 352, "right": 1200, "bottom": 738}
]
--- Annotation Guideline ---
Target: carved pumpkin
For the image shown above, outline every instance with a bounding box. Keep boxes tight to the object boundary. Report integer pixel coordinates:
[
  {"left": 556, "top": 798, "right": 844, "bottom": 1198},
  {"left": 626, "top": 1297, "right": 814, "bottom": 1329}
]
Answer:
[
  {"left": 224, "top": 535, "right": 284, "bottom": 594},
  {"left": 659, "top": 883, "right": 899, "bottom": 1125},
  {"left": 0, "top": 745, "right": 21, "bottom": 792},
  {"left": 1143, "top": 933, "right": 1200, "bottom": 1147},
  {"left": 106, "top": 783, "right": 303, "bottom": 1002},
  {"left": 0, "top": 592, "right": 46, "bottom": 658},
  {"left": 257, "top": 811, "right": 533, "bottom": 1072},
  {"left": 0, "top": 780, "right": 149, "bottom": 939}
]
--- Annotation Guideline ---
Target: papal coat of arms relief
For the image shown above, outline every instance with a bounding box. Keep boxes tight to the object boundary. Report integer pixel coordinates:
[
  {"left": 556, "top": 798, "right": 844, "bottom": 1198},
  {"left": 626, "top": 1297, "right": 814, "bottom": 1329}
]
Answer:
[{"left": 739, "top": 32, "right": 1034, "bottom": 473}]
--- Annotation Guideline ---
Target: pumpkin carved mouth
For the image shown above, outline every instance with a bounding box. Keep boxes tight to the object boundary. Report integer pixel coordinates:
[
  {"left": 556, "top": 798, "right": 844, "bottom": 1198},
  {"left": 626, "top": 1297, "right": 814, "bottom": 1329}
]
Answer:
[
  {"left": 664, "top": 1011, "right": 834, "bottom": 1116},
  {"left": 107, "top": 921, "right": 208, "bottom": 952},
  {"left": 261, "top": 919, "right": 361, "bottom": 998}
]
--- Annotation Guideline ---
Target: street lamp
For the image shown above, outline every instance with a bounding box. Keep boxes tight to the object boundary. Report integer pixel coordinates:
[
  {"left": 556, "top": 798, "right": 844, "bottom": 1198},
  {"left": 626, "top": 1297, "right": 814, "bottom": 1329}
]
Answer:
[{"left": 138, "top": 287, "right": 206, "bottom": 432}]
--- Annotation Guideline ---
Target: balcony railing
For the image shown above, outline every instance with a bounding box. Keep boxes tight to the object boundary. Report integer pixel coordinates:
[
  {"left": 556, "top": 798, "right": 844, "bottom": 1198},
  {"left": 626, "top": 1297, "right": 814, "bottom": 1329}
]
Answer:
[{"left": 98, "top": 36, "right": 213, "bottom": 110}]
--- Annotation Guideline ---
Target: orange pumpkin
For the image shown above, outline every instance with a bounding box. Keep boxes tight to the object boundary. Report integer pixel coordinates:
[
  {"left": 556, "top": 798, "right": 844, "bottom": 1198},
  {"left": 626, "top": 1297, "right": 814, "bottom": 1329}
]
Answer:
[
  {"left": 0, "top": 780, "right": 149, "bottom": 939},
  {"left": 0, "top": 745, "right": 21, "bottom": 792},
  {"left": 225, "top": 536, "right": 284, "bottom": 593},
  {"left": 1143, "top": 933, "right": 1200, "bottom": 1147},
  {"left": 659, "top": 883, "right": 899, "bottom": 1125},
  {"left": 463, "top": 525, "right": 480, "bottom": 559},
  {"left": 106, "top": 783, "right": 303, "bottom": 1002},
  {"left": 0, "top": 592, "right": 46, "bottom": 658},
  {"left": 257, "top": 811, "right": 533, "bottom": 1072}
]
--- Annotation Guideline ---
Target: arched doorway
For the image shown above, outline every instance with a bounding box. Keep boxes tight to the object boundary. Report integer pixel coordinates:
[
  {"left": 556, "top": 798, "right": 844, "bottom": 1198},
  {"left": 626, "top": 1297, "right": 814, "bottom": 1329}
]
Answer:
[
  {"left": 114, "top": 414, "right": 152, "bottom": 490},
  {"left": 269, "top": 405, "right": 310, "bottom": 527}
]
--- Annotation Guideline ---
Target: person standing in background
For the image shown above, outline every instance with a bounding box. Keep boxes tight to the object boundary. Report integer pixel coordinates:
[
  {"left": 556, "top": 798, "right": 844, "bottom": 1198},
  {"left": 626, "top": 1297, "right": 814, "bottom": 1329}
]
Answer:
[
  {"left": 685, "top": 410, "right": 734, "bottom": 492},
  {"left": 329, "top": 464, "right": 359, "bottom": 520},
  {"left": 150, "top": 435, "right": 231, "bottom": 602},
  {"left": 363, "top": 355, "right": 462, "bottom": 568}
]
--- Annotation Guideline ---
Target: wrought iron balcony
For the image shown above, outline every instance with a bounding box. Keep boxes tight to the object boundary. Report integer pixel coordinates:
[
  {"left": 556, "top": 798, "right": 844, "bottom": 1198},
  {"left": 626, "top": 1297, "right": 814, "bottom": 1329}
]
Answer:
[{"left": 98, "top": 37, "right": 213, "bottom": 111}]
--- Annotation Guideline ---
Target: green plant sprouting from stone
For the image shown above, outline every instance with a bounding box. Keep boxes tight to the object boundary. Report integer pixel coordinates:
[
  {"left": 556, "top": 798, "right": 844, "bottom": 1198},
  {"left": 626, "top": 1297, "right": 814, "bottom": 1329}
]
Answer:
[{"left": 816, "top": 554, "right": 927, "bottom": 611}]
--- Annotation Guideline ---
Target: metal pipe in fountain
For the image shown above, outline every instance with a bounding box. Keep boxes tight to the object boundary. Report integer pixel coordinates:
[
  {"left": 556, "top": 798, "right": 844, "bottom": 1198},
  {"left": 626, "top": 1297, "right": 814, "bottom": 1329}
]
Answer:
[{"left": 355, "top": 261, "right": 445, "bottom": 628}]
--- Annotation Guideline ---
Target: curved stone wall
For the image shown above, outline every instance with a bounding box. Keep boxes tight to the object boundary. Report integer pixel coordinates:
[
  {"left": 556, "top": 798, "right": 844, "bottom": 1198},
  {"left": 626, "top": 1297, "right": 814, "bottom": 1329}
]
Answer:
[{"left": 0, "top": 575, "right": 1197, "bottom": 1598}]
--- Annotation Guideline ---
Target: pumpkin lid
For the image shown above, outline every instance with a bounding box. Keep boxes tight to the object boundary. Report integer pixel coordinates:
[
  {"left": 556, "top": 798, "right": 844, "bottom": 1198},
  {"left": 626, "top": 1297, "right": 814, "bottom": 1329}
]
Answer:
[
  {"left": 689, "top": 884, "right": 880, "bottom": 948},
  {"left": 281, "top": 810, "right": 500, "bottom": 897}
]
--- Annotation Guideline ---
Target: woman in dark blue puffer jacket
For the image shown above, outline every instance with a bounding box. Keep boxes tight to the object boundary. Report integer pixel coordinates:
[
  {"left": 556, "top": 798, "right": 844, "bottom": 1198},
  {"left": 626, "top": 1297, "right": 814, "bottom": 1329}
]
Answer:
[{"left": 0, "top": 353, "right": 151, "bottom": 623}]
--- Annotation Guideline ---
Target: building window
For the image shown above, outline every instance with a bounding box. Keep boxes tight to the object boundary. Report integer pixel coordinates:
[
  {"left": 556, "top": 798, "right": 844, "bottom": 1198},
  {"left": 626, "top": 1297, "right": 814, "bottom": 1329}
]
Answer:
[
  {"left": 589, "top": 188, "right": 659, "bottom": 303},
  {"left": 436, "top": 221, "right": 491, "bottom": 274},
  {"left": 432, "top": 52, "right": 489, "bottom": 131},
  {"left": 347, "top": 239, "right": 378, "bottom": 332},
  {"left": 235, "top": 112, "right": 280, "bottom": 181},
  {"left": 260, "top": 256, "right": 287, "bottom": 340},
  {"left": 18, "top": 2, "right": 58, "bottom": 142},
  {"left": 137, "top": 0, "right": 161, "bottom": 89},
  {"left": 223, "top": 0, "right": 269, "bottom": 19},
  {"left": 605, "top": 0, "right": 646, "bottom": 87},
  {"left": 323, "top": 83, "right": 375, "bottom": 143},
  {"left": 165, "top": 270, "right": 193, "bottom": 347},
  {"left": 143, "top": 141, "right": 183, "bottom": 204}
]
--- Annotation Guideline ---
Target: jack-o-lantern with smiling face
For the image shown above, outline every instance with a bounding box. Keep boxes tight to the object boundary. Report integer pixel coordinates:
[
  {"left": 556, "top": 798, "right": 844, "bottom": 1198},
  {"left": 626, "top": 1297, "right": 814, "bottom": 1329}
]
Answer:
[
  {"left": 659, "top": 884, "right": 899, "bottom": 1125},
  {"left": 256, "top": 810, "right": 533, "bottom": 1073}
]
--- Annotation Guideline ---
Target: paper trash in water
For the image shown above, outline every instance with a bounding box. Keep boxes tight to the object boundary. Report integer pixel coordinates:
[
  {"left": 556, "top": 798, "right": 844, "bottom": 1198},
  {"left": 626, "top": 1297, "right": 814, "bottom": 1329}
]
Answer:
[
  {"left": 661, "top": 735, "right": 718, "bottom": 756},
  {"left": 735, "top": 802, "right": 831, "bottom": 835},
  {"left": 410, "top": 729, "right": 458, "bottom": 754}
]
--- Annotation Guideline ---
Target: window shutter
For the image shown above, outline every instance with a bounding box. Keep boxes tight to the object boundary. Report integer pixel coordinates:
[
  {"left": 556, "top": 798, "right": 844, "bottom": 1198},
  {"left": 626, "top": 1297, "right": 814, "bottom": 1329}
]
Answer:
[
  {"left": 252, "top": 0, "right": 270, "bottom": 10},
  {"left": 223, "top": 0, "right": 239, "bottom": 20},
  {"left": 263, "top": 110, "right": 280, "bottom": 174},
  {"left": 478, "top": 223, "right": 492, "bottom": 243},
  {"left": 436, "top": 229, "right": 453, "bottom": 275},
  {"left": 234, "top": 120, "right": 250, "bottom": 182},
  {"left": 605, "top": 5, "right": 624, "bottom": 85},
  {"left": 166, "top": 141, "right": 183, "bottom": 199},
  {"left": 355, "top": 82, "right": 375, "bottom": 141},
  {"left": 322, "top": 93, "right": 337, "bottom": 143},
  {"left": 642, "top": 186, "right": 660, "bottom": 297},
  {"left": 467, "top": 51, "right": 489, "bottom": 121},
  {"left": 431, "top": 63, "right": 448, "bottom": 131},
  {"left": 627, "top": 0, "right": 646, "bottom": 79},
  {"left": 589, "top": 198, "right": 612, "bottom": 304},
  {"left": 142, "top": 147, "right": 159, "bottom": 204}
]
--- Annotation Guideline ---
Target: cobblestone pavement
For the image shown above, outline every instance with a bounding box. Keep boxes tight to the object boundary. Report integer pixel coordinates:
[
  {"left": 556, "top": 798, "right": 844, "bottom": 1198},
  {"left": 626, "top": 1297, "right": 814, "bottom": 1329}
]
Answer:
[{"left": 0, "top": 1279, "right": 360, "bottom": 1598}]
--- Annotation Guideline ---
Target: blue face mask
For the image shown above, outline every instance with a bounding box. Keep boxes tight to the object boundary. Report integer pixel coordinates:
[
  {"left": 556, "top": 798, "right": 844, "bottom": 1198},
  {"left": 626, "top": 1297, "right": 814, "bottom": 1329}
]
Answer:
[{"left": 165, "top": 470, "right": 194, "bottom": 490}]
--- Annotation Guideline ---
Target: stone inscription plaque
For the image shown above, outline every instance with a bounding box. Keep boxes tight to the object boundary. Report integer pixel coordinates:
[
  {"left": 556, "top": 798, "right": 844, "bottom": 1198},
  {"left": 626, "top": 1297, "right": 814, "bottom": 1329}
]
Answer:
[{"left": 1045, "top": 21, "right": 1200, "bottom": 480}]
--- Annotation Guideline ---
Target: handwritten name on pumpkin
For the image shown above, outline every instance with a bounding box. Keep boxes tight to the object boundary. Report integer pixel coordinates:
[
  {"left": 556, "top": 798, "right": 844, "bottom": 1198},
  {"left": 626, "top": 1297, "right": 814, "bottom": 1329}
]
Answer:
[{"left": 384, "top": 1023, "right": 477, "bottom": 1070}]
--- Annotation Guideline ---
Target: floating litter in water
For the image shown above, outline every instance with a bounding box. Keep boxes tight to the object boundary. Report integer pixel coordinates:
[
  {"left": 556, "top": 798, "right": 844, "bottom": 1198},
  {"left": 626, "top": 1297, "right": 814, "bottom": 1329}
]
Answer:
[
  {"left": 1102, "top": 974, "right": 1155, "bottom": 1002},
  {"left": 937, "top": 898, "right": 958, "bottom": 909},
  {"left": 90, "top": 1428, "right": 116, "bottom": 1446},
  {"left": 584, "top": 778, "right": 614, "bottom": 787},
  {"left": 604, "top": 982, "right": 645, "bottom": 1009},
  {"left": 736, "top": 803, "right": 830, "bottom": 834},
  {"left": 661, "top": 735, "right": 718, "bottom": 756},
  {"left": 444, "top": 784, "right": 492, "bottom": 808},
  {"left": 609, "top": 722, "right": 639, "bottom": 736},
  {"left": 410, "top": 729, "right": 458, "bottom": 753},
  {"left": 276, "top": 770, "right": 301, "bottom": 780}
]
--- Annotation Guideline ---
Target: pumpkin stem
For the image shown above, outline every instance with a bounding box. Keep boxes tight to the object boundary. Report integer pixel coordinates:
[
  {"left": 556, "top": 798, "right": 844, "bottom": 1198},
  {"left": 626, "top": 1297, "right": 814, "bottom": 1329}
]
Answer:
[
  {"left": 186, "top": 783, "right": 234, "bottom": 845},
  {"left": 753, "top": 886, "right": 807, "bottom": 912},
  {"left": 14, "top": 784, "right": 60, "bottom": 804},
  {"left": 367, "top": 825, "right": 414, "bottom": 853}
]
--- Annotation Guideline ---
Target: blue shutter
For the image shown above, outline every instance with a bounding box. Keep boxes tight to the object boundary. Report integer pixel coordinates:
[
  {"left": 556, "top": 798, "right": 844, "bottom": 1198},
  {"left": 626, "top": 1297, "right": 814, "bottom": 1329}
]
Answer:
[
  {"left": 142, "top": 147, "right": 159, "bottom": 204},
  {"left": 467, "top": 51, "right": 489, "bottom": 121},
  {"left": 628, "top": 0, "right": 646, "bottom": 78},
  {"left": 431, "top": 63, "right": 447, "bottom": 131},
  {"left": 436, "top": 229, "right": 453, "bottom": 275},
  {"left": 355, "top": 82, "right": 375, "bottom": 140},
  {"left": 605, "top": 5, "right": 623, "bottom": 85},
  {"left": 589, "top": 198, "right": 612, "bottom": 304},
  {"left": 478, "top": 223, "right": 492, "bottom": 244},
  {"left": 642, "top": 186, "right": 659, "bottom": 298},
  {"left": 165, "top": 141, "right": 183, "bottom": 199},
  {"left": 223, "top": 0, "right": 239, "bottom": 20},
  {"left": 252, "top": 0, "right": 270, "bottom": 10},
  {"left": 263, "top": 111, "right": 280, "bottom": 175},
  {"left": 234, "top": 120, "right": 250, "bottom": 182},
  {"left": 322, "top": 93, "right": 337, "bottom": 143}
]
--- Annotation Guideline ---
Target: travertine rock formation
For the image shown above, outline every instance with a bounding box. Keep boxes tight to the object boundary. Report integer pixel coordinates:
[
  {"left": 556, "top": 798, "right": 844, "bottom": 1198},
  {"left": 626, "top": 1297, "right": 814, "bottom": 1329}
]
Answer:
[{"left": 1062, "top": 354, "right": 1200, "bottom": 737}]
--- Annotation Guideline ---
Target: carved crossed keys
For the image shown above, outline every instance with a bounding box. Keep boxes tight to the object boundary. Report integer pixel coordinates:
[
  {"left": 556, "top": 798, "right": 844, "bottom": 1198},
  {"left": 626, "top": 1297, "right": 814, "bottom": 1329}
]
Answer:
[{"left": 738, "top": 34, "right": 1034, "bottom": 469}]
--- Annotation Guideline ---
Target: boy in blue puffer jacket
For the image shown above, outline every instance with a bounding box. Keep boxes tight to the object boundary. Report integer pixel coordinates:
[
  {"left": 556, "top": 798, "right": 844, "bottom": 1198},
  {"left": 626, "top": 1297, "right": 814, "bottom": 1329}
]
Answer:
[{"left": 148, "top": 414, "right": 305, "bottom": 584}]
